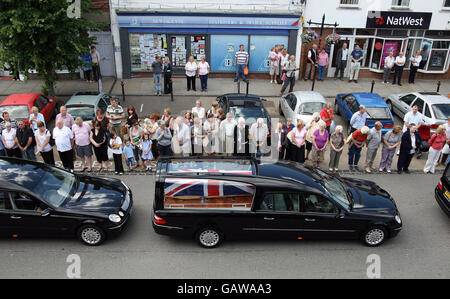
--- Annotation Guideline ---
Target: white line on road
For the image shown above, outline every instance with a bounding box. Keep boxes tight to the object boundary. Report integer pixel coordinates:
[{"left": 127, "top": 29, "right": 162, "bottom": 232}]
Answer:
[{"left": 140, "top": 104, "right": 143, "bottom": 113}]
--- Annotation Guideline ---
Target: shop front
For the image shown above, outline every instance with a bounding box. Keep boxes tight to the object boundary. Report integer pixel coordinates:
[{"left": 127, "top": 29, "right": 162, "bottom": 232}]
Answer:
[
  {"left": 117, "top": 13, "right": 300, "bottom": 78},
  {"left": 325, "top": 11, "right": 450, "bottom": 79}
]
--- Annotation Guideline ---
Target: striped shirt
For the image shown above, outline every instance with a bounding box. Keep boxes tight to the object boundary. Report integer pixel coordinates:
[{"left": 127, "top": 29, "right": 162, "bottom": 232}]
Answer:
[
  {"left": 235, "top": 51, "right": 249, "bottom": 65},
  {"left": 106, "top": 104, "right": 124, "bottom": 126}
]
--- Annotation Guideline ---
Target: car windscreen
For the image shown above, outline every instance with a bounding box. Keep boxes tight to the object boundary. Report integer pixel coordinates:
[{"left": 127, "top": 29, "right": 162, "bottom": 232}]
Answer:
[
  {"left": 230, "top": 107, "right": 266, "bottom": 120},
  {"left": 365, "top": 107, "right": 391, "bottom": 120},
  {"left": 431, "top": 104, "right": 450, "bottom": 120},
  {"left": 298, "top": 102, "right": 325, "bottom": 115},
  {"left": 167, "top": 160, "right": 254, "bottom": 175},
  {"left": 314, "top": 168, "right": 350, "bottom": 208},
  {"left": 67, "top": 105, "right": 95, "bottom": 121},
  {"left": 0, "top": 160, "right": 76, "bottom": 207},
  {"left": 0, "top": 105, "right": 29, "bottom": 120}
]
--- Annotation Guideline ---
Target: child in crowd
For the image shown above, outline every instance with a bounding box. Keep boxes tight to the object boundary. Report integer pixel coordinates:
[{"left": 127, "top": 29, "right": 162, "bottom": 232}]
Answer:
[
  {"left": 141, "top": 133, "right": 154, "bottom": 171},
  {"left": 110, "top": 131, "right": 124, "bottom": 175},
  {"left": 123, "top": 138, "right": 136, "bottom": 171}
]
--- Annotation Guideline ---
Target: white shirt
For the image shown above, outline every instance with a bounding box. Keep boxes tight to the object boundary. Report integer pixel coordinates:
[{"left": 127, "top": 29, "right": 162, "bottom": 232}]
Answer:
[
  {"left": 185, "top": 61, "right": 198, "bottom": 77},
  {"left": 35, "top": 129, "right": 52, "bottom": 152},
  {"left": 53, "top": 126, "right": 73, "bottom": 152},
  {"left": 341, "top": 48, "right": 348, "bottom": 61},
  {"left": 2, "top": 128, "right": 17, "bottom": 148},
  {"left": 410, "top": 134, "right": 416, "bottom": 154},
  {"left": 410, "top": 55, "right": 422, "bottom": 67},
  {"left": 384, "top": 56, "right": 395, "bottom": 69},
  {"left": 192, "top": 107, "right": 205, "bottom": 120},
  {"left": 110, "top": 136, "right": 122, "bottom": 154},
  {"left": 403, "top": 111, "right": 423, "bottom": 132},
  {"left": 445, "top": 123, "right": 450, "bottom": 139},
  {"left": 250, "top": 123, "right": 268, "bottom": 143},
  {"left": 220, "top": 119, "right": 237, "bottom": 138},
  {"left": 176, "top": 123, "right": 191, "bottom": 146},
  {"left": 395, "top": 56, "right": 406, "bottom": 66},
  {"left": 280, "top": 54, "right": 290, "bottom": 69}
]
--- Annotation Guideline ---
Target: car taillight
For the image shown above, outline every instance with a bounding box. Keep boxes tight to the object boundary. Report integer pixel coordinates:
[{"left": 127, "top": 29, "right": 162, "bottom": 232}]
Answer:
[
  {"left": 154, "top": 214, "right": 167, "bottom": 224},
  {"left": 438, "top": 180, "right": 443, "bottom": 191}
]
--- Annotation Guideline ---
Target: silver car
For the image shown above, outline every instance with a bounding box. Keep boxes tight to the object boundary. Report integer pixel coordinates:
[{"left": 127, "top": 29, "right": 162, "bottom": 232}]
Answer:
[
  {"left": 279, "top": 91, "right": 327, "bottom": 124},
  {"left": 385, "top": 92, "right": 450, "bottom": 134}
]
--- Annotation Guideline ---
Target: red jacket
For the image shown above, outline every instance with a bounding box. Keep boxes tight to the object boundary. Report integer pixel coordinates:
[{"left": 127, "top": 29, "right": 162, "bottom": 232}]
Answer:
[{"left": 429, "top": 133, "right": 446, "bottom": 151}]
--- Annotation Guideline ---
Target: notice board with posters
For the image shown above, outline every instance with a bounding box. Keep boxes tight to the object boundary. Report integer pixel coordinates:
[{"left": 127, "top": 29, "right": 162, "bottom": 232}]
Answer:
[{"left": 191, "top": 35, "right": 207, "bottom": 62}]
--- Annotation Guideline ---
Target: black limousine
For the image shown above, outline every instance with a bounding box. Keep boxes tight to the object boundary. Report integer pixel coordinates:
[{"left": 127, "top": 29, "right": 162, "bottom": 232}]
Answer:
[
  {"left": 152, "top": 157, "right": 402, "bottom": 248},
  {"left": 0, "top": 157, "right": 133, "bottom": 245},
  {"left": 435, "top": 162, "right": 450, "bottom": 217}
]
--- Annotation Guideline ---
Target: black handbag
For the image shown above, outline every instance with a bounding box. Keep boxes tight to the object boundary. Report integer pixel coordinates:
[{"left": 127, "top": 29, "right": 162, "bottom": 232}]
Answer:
[{"left": 419, "top": 140, "right": 429, "bottom": 153}]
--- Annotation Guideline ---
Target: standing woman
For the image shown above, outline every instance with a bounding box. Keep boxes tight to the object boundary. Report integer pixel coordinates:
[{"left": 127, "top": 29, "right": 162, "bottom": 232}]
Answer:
[
  {"left": 129, "top": 119, "right": 144, "bottom": 169},
  {"left": 156, "top": 120, "right": 173, "bottom": 157},
  {"left": 29, "top": 106, "right": 45, "bottom": 132},
  {"left": 379, "top": 125, "right": 402, "bottom": 173},
  {"left": 317, "top": 48, "right": 329, "bottom": 81},
  {"left": 204, "top": 113, "right": 220, "bottom": 155},
  {"left": 305, "top": 112, "right": 321, "bottom": 160},
  {"left": 397, "top": 124, "right": 422, "bottom": 174},
  {"left": 198, "top": 56, "right": 210, "bottom": 92},
  {"left": 90, "top": 121, "right": 109, "bottom": 171},
  {"left": 409, "top": 50, "right": 422, "bottom": 84},
  {"left": 424, "top": 125, "right": 446, "bottom": 174},
  {"left": 185, "top": 56, "right": 197, "bottom": 91},
  {"left": 81, "top": 52, "right": 93, "bottom": 83},
  {"left": 191, "top": 117, "right": 205, "bottom": 155},
  {"left": 147, "top": 113, "right": 160, "bottom": 160},
  {"left": 34, "top": 121, "right": 55, "bottom": 165},
  {"left": 311, "top": 121, "right": 329, "bottom": 168},
  {"left": 163, "top": 56, "right": 173, "bottom": 94},
  {"left": 92, "top": 109, "right": 110, "bottom": 131},
  {"left": 288, "top": 119, "right": 307, "bottom": 163},
  {"left": 161, "top": 108, "right": 174, "bottom": 136},
  {"left": 392, "top": 52, "right": 406, "bottom": 86},
  {"left": 125, "top": 105, "right": 139, "bottom": 130},
  {"left": 329, "top": 125, "right": 345, "bottom": 172},
  {"left": 207, "top": 101, "right": 219, "bottom": 118}
]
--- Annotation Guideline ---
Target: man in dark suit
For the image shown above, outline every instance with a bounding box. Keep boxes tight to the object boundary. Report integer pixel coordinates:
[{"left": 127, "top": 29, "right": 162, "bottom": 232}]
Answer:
[
  {"left": 234, "top": 118, "right": 249, "bottom": 156},
  {"left": 334, "top": 42, "right": 348, "bottom": 80},
  {"left": 397, "top": 123, "right": 422, "bottom": 174},
  {"left": 272, "top": 122, "right": 288, "bottom": 160}
]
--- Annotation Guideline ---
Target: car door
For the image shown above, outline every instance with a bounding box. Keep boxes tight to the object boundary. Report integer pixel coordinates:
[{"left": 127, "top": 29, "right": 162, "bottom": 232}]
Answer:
[
  {"left": 396, "top": 94, "right": 416, "bottom": 118},
  {"left": 0, "top": 190, "right": 14, "bottom": 236},
  {"left": 37, "top": 95, "right": 53, "bottom": 122},
  {"left": 298, "top": 193, "right": 358, "bottom": 240},
  {"left": 285, "top": 94, "right": 297, "bottom": 121},
  {"left": 250, "top": 192, "right": 302, "bottom": 240}
]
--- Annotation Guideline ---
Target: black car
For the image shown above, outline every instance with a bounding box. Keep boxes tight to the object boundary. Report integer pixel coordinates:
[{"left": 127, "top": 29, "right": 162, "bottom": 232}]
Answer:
[
  {"left": 152, "top": 157, "right": 402, "bottom": 248},
  {"left": 0, "top": 157, "right": 133, "bottom": 245},
  {"left": 435, "top": 162, "right": 450, "bottom": 217}
]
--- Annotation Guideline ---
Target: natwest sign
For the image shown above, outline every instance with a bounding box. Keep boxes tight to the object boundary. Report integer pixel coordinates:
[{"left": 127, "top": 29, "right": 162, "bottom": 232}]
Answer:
[{"left": 366, "top": 11, "right": 432, "bottom": 29}]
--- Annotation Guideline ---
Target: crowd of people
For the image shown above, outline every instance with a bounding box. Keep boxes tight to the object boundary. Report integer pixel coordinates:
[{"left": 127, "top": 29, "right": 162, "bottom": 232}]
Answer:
[{"left": 0, "top": 95, "right": 449, "bottom": 174}]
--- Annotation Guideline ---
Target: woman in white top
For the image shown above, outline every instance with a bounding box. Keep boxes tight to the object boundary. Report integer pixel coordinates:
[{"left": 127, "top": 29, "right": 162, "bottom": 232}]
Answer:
[
  {"left": 279, "top": 49, "right": 290, "bottom": 79},
  {"left": 192, "top": 100, "right": 205, "bottom": 123},
  {"left": 392, "top": 52, "right": 406, "bottom": 86},
  {"left": 197, "top": 56, "right": 210, "bottom": 92},
  {"left": 185, "top": 56, "right": 198, "bottom": 91},
  {"left": 408, "top": 50, "right": 422, "bottom": 84},
  {"left": 35, "top": 121, "right": 55, "bottom": 165},
  {"left": 203, "top": 113, "right": 220, "bottom": 155}
]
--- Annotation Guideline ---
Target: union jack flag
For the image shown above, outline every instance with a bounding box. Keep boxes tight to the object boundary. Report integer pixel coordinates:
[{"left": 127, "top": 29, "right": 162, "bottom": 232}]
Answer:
[
  {"left": 164, "top": 178, "right": 255, "bottom": 198},
  {"left": 175, "top": 169, "right": 253, "bottom": 175}
]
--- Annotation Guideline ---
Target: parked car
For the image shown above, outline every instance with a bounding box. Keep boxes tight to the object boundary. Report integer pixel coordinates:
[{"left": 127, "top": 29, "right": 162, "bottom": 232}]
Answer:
[
  {"left": 65, "top": 92, "right": 117, "bottom": 123},
  {"left": 279, "top": 91, "right": 327, "bottom": 125},
  {"left": 435, "top": 162, "right": 450, "bottom": 217},
  {"left": 0, "top": 157, "right": 133, "bottom": 246},
  {"left": 152, "top": 157, "right": 402, "bottom": 248},
  {"left": 335, "top": 92, "right": 395, "bottom": 135},
  {"left": 385, "top": 92, "right": 450, "bottom": 140},
  {"left": 0, "top": 93, "right": 57, "bottom": 126},
  {"left": 217, "top": 93, "right": 272, "bottom": 144}
]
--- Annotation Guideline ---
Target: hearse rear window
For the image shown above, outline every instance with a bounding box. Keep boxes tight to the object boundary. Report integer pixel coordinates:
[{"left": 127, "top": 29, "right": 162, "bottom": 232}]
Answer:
[
  {"left": 164, "top": 178, "right": 255, "bottom": 211},
  {"left": 166, "top": 160, "right": 254, "bottom": 175}
]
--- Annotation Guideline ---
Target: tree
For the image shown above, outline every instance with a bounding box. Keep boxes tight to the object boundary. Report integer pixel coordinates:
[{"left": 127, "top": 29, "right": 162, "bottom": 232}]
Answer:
[{"left": 0, "top": 0, "right": 103, "bottom": 96}]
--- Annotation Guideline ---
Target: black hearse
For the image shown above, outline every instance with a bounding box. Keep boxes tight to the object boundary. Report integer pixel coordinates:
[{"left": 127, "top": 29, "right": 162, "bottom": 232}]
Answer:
[
  {"left": 435, "top": 162, "right": 450, "bottom": 217},
  {"left": 152, "top": 157, "right": 402, "bottom": 248}
]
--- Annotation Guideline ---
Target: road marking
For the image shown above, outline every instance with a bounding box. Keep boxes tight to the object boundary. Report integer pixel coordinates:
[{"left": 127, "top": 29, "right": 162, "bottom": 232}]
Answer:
[{"left": 140, "top": 104, "right": 143, "bottom": 113}]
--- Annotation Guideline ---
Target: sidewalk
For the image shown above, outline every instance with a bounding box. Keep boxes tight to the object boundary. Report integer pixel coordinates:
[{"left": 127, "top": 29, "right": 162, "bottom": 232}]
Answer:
[{"left": 0, "top": 76, "right": 448, "bottom": 98}]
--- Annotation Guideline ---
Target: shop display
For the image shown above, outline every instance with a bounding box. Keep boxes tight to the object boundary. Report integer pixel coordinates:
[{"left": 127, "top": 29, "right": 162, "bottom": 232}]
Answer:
[
  {"left": 191, "top": 35, "right": 206, "bottom": 61},
  {"left": 129, "top": 33, "right": 167, "bottom": 71},
  {"left": 172, "top": 36, "right": 187, "bottom": 67}
]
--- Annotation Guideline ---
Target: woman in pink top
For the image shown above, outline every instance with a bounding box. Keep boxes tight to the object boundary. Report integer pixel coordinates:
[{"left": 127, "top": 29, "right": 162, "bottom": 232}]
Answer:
[
  {"left": 288, "top": 119, "right": 307, "bottom": 163},
  {"left": 317, "top": 48, "right": 329, "bottom": 81},
  {"left": 198, "top": 56, "right": 210, "bottom": 92},
  {"left": 424, "top": 125, "right": 446, "bottom": 174}
]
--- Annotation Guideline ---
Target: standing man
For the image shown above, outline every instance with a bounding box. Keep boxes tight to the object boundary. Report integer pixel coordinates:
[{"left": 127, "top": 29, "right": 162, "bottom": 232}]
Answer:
[
  {"left": 234, "top": 117, "right": 249, "bottom": 156},
  {"left": 383, "top": 51, "right": 395, "bottom": 84},
  {"left": 403, "top": 105, "right": 423, "bottom": 133},
  {"left": 55, "top": 106, "right": 75, "bottom": 129},
  {"left": 15, "top": 120, "right": 36, "bottom": 161},
  {"left": 0, "top": 111, "right": 18, "bottom": 131},
  {"left": 304, "top": 44, "right": 318, "bottom": 81},
  {"left": 91, "top": 46, "right": 101, "bottom": 82},
  {"left": 364, "top": 122, "right": 383, "bottom": 173},
  {"left": 408, "top": 50, "right": 422, "bottom": 84},
  {"left": 219, "top": 113, "right": 237, "bottom": 156},
  {"left": 234, "top": 45, "right": 249, "bottom": 83},
  {"left": 250, "top": 118, "right": 268, "bottom": 158},
  {"left": 152, "top": 55, "right": 163, "bottom": 96},
  {"left": 350, "top": 105, "right": 368, "bottom": 133},
  {"left": 174, "top": 116, "right": 191, "bottom": 156},
  {"left": 106, "top": 97, "right": 125, "bottom": 139},
  {"left": 53, "top": 119, "right": 74, "bottom": 172},
  {"left": 349, "top": 44, "right": 364, "bottom": 83},
  {"left": 280, "top": 55, "right": 298, "bottom": 95},
  {"left": 392, "top": 52, "right": 406, "bottom": 86},
  {"left": 334, "top": 43, "right": 348, "bottom": 80},
  {"left": 320, "top": 103, "right": 334, "bottom": 134}
]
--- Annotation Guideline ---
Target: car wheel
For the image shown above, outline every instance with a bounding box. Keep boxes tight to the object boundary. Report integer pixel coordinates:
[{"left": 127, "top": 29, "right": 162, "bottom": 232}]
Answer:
[
  {"left": 334, "top": 101, "right": 340, "bottom": 115},
  {"left": 386, "top": 100, "right": 393, "bottom": 114},
  {"left": 195, "top": 226, "right": 224, "bottom": 248},
  {"left": 362, "top": 226, "right": 387, "bottom": 247},
  {"left": 77, "top": 225, "right": 106, "bottom": 246}
]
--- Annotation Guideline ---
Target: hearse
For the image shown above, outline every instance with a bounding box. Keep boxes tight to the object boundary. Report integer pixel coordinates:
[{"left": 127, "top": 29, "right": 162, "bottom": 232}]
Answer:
[{"left": 152, "top": 157, "right": 402, "bottom": 248}]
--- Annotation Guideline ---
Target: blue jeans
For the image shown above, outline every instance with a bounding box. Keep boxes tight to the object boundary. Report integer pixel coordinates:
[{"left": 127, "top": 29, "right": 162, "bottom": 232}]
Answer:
[
  {"left": 154, "top": 73, "right": 162, "bottom": 94},
  {"left": 348, "top": 144, "right": 361, "bottom": 166},
  {"left": 22, "top": 147, "right": 37, "bottom": 161},
  {"left": 200, "top": 74, "right": 208, "bottom": 90},
  {"left": 235, "top": 64, "right": 246, "bottom": 81},
  {"left": 318, "top": 65, "right": 326, "bottom": 80}
]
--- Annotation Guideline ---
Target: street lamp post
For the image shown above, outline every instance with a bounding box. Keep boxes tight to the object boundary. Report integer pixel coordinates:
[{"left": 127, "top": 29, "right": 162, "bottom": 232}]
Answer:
[{"left": 307, "top": 14, "right": 338, "bottom": 91}]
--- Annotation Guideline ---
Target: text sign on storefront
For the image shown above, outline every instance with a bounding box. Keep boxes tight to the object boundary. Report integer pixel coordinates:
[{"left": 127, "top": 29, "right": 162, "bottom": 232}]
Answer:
[
  {"left": 366, "top": 11, "right": 432, "bottom": 29},
  {"left": 117, "top": 14, "right": 300, "bottom": 30}
]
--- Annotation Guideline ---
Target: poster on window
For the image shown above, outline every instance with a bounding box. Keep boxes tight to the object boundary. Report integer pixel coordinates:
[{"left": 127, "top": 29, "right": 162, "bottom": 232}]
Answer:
[
  {"left": 129, "top": 33, "right": 167, "bottom": 71},
  {"left": 191, "top": 36, "right": 206, "bottom": 62},
  {"left": 381, "top": 42, "right": 399, "bottom": 68},
  {"left": 172, "top": 36, "right": 187, "bottom": 67}
]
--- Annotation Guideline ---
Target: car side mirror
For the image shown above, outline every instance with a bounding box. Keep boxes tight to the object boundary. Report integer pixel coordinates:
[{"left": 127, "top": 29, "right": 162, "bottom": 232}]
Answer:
[{"left": 41, "top": 208, "right": 51, "bottom": 217}]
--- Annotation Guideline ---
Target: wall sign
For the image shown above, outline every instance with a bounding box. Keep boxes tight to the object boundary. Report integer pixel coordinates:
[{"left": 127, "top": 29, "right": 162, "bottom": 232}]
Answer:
[{"left": 366, "top": 11, "right": 432, "bottom": 29}]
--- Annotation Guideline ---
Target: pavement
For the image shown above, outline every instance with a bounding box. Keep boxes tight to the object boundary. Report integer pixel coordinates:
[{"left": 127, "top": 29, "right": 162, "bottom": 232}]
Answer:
[{"left": 0, "top": 173, "right": 448, "bottom": 279}]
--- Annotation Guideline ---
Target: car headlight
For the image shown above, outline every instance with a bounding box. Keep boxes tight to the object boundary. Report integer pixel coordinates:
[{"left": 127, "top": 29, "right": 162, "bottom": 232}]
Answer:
[
  {"left": 118, "top": 211, "right": 125, "bottom": 217},
  {"left": 395, "top": 215, "right": 402, "bottom": 224},
  {"left": 109, "top": 214, "right": 122, "bottom": 223}
]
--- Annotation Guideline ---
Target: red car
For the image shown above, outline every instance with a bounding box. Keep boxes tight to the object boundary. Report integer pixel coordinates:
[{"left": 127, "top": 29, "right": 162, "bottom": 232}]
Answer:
[{"left": 0, "top": 93, "right": 57, "bottom": 126}]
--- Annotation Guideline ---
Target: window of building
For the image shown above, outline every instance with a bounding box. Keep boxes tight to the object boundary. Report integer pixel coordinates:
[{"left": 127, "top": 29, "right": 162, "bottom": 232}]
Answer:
[
  {"left": 444, "top": 0, "right": 450, "bottom": 8},
  {"left": 340, "top": 0, "right": 359, "bottom": 5},
  {"left": 335, "top": 28, "right": 354, "bottom": 36},
  {"left": 392, "top": 0, "right": 410, "bottom": 8},
  {"left": 129, "top": 33, "right": 168, "bottom": 72}
]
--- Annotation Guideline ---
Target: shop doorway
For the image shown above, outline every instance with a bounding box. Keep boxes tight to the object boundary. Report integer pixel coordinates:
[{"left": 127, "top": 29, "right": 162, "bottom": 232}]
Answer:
[{"left": 328, "top": 38, "right": 350, "bottom": 78}]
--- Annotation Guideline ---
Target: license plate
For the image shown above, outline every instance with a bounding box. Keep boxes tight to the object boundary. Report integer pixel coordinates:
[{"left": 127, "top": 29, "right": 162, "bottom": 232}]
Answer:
[{"left": 445, "top": 190, "right": 450, "bottom": 200}]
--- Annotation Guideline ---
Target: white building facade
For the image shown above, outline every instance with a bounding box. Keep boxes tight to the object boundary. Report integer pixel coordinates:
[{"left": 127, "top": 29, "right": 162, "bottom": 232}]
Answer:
[{"left": 302, "top": 0, "right": 450, "bottom": 79}]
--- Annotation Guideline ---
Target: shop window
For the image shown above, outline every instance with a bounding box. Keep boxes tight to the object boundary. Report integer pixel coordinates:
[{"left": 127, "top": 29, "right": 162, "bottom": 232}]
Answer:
[
  {"left": 190, "top": 36, "right": 207, "bottom": 62},
  {"left": 340, "top": 0, "right": 358, "bottom": 5},
  {"left": 335, "top": 28, "right": 354, "bottom": 36},
  {"left": 427, "top": 49, "right": 449, "bottom": 71},
  {"left": 356, "top": 29, "right": 375, "bottom": 36},
  {"left": 371, "top": 39, "right": 384, "bottom": 69},
  {"left": 445, "top": 0, "right": 450, "bottom": 7},
  {"left": 129, "top": 33, "right": 168, "bottom": 72},
  {"left": 392, "top": 0, "right": 410, "bottom": 8}
]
